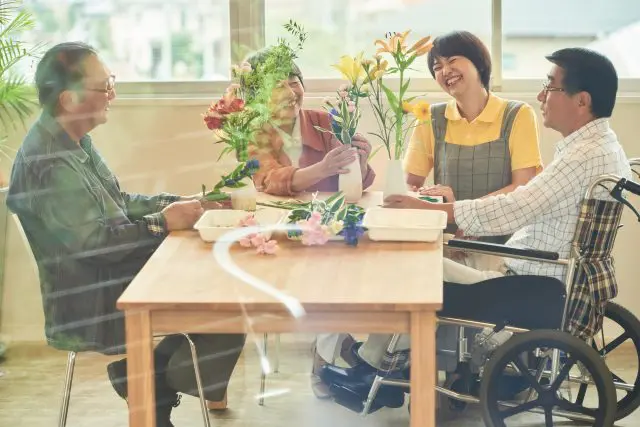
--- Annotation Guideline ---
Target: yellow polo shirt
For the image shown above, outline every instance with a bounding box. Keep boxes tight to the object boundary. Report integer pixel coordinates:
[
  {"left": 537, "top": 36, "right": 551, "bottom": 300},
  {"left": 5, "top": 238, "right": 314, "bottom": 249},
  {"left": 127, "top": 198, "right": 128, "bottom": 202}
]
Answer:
[{"left": 403, "top": 93, "right": 542, "bottom": 178}]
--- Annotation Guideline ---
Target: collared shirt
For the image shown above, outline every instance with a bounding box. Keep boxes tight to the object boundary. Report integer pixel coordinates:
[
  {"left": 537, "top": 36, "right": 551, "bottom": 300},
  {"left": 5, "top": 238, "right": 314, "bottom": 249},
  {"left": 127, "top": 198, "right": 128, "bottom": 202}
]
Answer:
[
  {"left": 6, "top": 112, "right": 180, "bottom": 354},
  {"left": 403, "top": 92, "right": 542, "bottom": 177},
  {"left": 275, "top": 116, "right": 302, "bottom": 167},
  {"left": 454, "top": 118, "right": 631, "bottom": 281}
]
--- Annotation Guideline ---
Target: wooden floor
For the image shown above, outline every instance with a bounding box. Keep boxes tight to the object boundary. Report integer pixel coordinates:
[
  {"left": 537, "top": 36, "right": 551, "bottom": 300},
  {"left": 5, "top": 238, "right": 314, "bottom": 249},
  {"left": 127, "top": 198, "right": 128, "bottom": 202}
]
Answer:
[{"left": 0, "top": 336, "right": 637, "bottom": 426}]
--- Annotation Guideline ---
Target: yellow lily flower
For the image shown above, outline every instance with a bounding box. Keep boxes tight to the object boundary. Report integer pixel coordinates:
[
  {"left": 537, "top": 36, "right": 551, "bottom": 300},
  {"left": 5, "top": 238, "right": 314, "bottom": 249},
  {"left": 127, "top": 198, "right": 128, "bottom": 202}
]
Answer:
[
  {"left": 412, "top": 101, "right": 431, "bottom": 122},
  {"left": 364, "top": 58, "right": 389, "bottom": 82},
  {"left": 333, "top": 52, "right": 366, "bottom": 85},
  {"left": 407, "top": 36, "right": 433, "bottom": 57},
  {"left": 402, "top": 101, "right": 414, "bottom": 113}
]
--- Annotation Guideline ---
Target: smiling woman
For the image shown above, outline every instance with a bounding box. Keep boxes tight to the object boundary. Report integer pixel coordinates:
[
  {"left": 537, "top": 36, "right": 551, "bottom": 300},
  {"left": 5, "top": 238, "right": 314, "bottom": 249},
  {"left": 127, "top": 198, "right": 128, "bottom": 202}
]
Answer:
[
  {"left": 244, "top": 47, "right": 377, "bottom": 197},
  {"left": 404, "top": 30, "right": 543, "bottom": 248}
]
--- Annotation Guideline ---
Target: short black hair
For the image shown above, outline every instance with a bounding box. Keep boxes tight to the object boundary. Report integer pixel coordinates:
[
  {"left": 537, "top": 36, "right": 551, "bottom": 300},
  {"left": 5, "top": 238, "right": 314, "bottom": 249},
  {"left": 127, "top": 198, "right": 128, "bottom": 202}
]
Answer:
[
  {"left": 427, "top": 31, "right": 492, "bottom": 89},
  {"left": 545, "top": 47, "right": 618, "bottom": 118},
  {"left": 34, "top": 42, "right": 97, "bottom": 115}
]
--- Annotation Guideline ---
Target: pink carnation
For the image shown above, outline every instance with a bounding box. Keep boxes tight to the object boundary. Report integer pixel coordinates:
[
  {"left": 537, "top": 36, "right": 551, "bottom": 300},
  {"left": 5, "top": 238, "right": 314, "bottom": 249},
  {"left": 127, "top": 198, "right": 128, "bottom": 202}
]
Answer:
[
  {"left": 238, "top": 214, "right": 258, "bottom": 227},
  {"left": 256, "top": 239, "right": 278, "bottom": 255}
]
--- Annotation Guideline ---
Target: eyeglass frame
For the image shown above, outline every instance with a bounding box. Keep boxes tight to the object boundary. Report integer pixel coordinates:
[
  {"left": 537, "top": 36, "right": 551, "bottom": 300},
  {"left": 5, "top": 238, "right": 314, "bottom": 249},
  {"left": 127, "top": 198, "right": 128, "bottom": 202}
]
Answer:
[
  {"left": 85, "top": 74, "right": 116, "bottom": 94},
  {"left": 541, "top": 80, "right": 565, "bottom": 96}
]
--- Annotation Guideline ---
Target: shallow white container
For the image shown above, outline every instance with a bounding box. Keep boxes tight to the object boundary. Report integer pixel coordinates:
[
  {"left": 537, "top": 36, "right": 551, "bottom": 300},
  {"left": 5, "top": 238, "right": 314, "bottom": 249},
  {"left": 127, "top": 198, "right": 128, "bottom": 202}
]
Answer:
[
  {"left": 193, "top": 208, "right": 286, "bottom": 242},
  {"left": 362, "top": 207, "right": 447, "bottom": 242}
]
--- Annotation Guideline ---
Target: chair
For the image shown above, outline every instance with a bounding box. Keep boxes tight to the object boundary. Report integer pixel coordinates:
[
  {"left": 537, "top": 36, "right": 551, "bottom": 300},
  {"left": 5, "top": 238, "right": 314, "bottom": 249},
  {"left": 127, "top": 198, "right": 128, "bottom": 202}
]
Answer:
[{"left": 11, "top": 215, "right": 211, "bottom": 427}]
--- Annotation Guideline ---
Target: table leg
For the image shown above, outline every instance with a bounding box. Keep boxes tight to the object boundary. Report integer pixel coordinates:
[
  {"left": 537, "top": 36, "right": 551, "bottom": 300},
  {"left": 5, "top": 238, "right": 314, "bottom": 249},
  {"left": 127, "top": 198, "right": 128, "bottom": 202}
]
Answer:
[
  {"left": 125, "top": 310, "right": 155, "bottom": 427},
  {"left": 410, "top": 311, "right": 436, "bottom": 427}
]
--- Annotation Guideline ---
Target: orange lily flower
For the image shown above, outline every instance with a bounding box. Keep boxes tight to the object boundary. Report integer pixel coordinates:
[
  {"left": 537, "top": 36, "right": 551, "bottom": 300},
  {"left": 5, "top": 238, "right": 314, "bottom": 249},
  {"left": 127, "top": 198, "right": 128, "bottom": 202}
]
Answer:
[
  {"left": 375, "top": 30, "right": 410, "bottom": 55},
  {"left": 407, "top": 36, "right": 433, "bottom": 57}
]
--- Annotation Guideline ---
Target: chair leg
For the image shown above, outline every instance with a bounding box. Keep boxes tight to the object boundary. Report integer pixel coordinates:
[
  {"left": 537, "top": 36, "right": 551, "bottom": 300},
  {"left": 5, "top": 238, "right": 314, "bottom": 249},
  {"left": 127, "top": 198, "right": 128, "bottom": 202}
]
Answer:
[
  {"left": 274, "top": 334, "right": 280, "bottom": 373},
  {"left": 259, "top": 333, "right": 268, "bottom": 406},
  {"left": 58, "top": 351, "right": 76, "bottom": 427},
  {"left": 360, "top": 334, "right": 402, "bottom": 416},
  {"left": 361, "top": 374, "right": 385, "bottom": 415},
  {"left": 181, "top": 334, "right": 211, "bottom": 427}
]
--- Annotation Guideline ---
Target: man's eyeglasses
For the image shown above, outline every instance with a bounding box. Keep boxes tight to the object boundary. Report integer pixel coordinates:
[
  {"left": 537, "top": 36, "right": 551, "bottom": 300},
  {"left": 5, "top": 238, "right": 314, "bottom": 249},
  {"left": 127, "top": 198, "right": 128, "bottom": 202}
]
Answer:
[
  {"left": 86, "top": 74, "right": 116, "bottom": 94},
  {"left": 542, "top": 81, "right": 565, "bottom": 96}
]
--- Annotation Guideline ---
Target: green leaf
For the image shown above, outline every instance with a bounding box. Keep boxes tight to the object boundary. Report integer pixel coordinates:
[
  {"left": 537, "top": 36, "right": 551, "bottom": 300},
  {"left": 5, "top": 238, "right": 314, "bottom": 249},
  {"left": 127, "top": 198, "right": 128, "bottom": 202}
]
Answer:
[
  {"left": 324, "top": 191, "right": 343, "bottom": 206},
  {"left": 0, "top": 77, "right": 37, "bottom": 131},
  {"left": 380, "top": 83, "right": 400, "bottom": 115},
  {"left": 404, "top": 54, "right": 418, "bottom": 69},
  {"left": 203, "top": 192, "right": 231, "bottom": 202},
  {"left": 400, "top": 79, "right": 411, "bottom": 99}
]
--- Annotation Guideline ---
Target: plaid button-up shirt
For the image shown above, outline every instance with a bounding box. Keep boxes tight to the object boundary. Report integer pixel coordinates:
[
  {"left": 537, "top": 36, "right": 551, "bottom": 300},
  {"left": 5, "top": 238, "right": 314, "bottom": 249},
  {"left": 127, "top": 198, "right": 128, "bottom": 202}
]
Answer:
[{"left": 454, "top": 119, "right": 631, "bottom": 282}]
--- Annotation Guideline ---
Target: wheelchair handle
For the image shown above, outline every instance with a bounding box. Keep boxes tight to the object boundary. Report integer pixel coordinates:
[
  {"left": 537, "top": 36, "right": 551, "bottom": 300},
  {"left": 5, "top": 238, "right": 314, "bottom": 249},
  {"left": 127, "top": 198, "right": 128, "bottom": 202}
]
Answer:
[
  {"left": 600, "top": 175, "right": 640, "bottom": 222},
  {"left": 619, "top": 178, "right": 640, "bottom": 196}
]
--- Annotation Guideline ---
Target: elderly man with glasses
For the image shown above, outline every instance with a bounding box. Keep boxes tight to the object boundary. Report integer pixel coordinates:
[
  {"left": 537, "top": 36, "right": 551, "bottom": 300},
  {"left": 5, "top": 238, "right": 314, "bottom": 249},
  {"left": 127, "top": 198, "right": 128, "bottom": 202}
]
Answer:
[{"left": 7, "top": 42, "right": 244, "bottom": 427}]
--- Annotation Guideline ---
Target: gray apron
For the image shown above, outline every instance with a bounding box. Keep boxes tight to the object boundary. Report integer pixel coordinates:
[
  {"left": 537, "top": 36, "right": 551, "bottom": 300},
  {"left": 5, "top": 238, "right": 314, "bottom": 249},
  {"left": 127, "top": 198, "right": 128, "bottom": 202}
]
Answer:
[
  {"left": 431, "top": 100, "right": 524, "bottom": 373},
  {"left": 432, "top": 100, "right": 523, "bottom": 244}
]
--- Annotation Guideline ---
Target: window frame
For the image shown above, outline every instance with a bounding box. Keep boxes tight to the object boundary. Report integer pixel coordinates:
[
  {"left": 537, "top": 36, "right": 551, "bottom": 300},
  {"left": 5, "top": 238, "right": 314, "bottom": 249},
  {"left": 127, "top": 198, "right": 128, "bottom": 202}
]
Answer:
[{"left": 109, "top": 0, "right": 640, "bottom": 98}]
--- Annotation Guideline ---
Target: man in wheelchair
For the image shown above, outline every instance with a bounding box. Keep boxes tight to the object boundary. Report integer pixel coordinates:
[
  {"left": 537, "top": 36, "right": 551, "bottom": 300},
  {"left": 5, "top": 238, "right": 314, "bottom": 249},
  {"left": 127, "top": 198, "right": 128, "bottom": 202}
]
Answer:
[{"left": 319, "top": 47, "right": 633, "bottom": 416}]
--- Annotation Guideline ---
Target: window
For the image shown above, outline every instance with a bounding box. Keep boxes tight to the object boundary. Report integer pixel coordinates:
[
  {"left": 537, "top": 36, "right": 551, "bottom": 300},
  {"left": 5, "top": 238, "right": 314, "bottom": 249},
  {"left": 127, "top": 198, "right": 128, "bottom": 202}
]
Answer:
[
  {"left": 502, "top": 0, "right": 640, "bottom": 78},
  {"left": 264, "top": 0, "right": 491, "bottom": 79},
  {"left": 20, "top": 0, "right": 231, "bottom": 81},
  {"left": 17, "top": 0, "right": 640, "bottom": 87}
]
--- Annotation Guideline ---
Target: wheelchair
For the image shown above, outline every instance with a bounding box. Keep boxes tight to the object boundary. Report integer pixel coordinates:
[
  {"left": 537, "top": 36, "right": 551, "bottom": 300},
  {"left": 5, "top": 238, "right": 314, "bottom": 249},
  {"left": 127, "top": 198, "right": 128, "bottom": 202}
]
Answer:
[{"left": 325, "top": 166, "right": 640, "bottom": 427}]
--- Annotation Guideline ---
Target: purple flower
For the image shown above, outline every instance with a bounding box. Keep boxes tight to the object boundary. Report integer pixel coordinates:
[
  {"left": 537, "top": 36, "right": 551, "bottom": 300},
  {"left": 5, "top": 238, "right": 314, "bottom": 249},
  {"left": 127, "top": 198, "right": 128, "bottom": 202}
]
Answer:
[{"left": 341, "top": 221, "right": 366, "bottom": 246}]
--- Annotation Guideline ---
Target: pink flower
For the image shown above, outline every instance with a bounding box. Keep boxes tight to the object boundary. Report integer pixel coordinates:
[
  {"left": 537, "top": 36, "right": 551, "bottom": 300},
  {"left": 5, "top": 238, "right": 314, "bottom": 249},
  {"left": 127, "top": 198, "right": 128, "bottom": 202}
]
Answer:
[
  {"left": 301, "top": 227, "right": 330, "bottom": 246},
  {"left": 339, "top": 83, "right": 350, "bottom": 91},
  {"left": 250, "top": 233, "right": 267, "bottom": 247},
  {"left": 238, "top": 214, "right": 257, "bottom": 227},
  {"left": 338, "top": 90, "right": 348, "bottom": 98},
  {"left": 347, "top": 102, "right": 356, "bottom": 113},
  {"left": 239, "top": 234, "right": 255, "bottom": 247},
  {"left": 226, "top": 83, "right": 241, "bottom": 95},
  {"left": 256, "top": 239, "right": 279, "bottom": 255},
  {"left": 308, "top": 212, "right": 322, "bottom": 225}
]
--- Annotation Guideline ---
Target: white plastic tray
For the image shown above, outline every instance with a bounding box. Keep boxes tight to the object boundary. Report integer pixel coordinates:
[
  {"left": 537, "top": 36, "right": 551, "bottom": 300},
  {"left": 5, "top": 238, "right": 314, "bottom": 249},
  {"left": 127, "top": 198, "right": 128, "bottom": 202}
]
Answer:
[
  {"left": 362, "top": 207, "right": 447, "bottom": 242},
  {"left": 193, "top": 208, "right": 286, "bottom": 242}
]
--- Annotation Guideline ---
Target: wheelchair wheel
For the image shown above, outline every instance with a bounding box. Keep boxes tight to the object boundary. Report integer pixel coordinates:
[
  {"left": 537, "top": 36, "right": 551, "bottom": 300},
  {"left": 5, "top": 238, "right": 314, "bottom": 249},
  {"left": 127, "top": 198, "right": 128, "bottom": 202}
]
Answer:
[
  {"left": 480, "top": 330, "right": 616, "bottom": 427},
  {"left": 580, "top": 301, "right": 640, "bottom": 420}
]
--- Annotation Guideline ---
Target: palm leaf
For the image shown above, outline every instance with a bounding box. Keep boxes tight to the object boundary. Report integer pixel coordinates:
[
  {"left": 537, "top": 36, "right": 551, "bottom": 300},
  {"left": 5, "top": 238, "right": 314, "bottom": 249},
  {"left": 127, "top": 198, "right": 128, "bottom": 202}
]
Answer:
[
  {"left": 0, "top": 76, "right": 36, "bottom": 131},
  {"left": 0, "top": 10, "right": 35, "bottom": 39},
  {"left": 0, "top": 39, "right": 30, "bottom": 77},
  {"left": 0, "top": 1, "right": 22, "bottom": 26}
]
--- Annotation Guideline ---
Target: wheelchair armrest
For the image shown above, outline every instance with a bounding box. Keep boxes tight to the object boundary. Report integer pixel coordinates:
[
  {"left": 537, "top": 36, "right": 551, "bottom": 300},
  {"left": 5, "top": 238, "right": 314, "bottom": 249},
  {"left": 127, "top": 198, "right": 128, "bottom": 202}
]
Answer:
[{"left": 446, "top": 239, "right": 560, "bottom": 261}]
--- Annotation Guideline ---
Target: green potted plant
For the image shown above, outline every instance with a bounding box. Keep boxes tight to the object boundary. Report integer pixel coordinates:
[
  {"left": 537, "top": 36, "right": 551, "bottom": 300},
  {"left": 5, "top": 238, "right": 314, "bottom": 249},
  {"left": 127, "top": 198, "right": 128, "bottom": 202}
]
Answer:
[{"left": 0, "top": 0, "right": 42, "bottom": 357}]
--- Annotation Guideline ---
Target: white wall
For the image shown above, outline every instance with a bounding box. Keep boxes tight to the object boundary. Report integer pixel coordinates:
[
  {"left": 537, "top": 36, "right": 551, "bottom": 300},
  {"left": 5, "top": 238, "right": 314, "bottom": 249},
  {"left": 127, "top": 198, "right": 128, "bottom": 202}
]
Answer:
[{"left": 2, "top": 92, "right": 640, "bottom": 343}]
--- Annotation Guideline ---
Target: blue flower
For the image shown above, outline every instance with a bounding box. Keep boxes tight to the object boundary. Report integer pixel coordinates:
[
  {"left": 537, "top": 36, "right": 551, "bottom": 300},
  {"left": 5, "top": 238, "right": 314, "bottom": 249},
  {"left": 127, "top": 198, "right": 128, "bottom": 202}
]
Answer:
[
  {"left": 224, "top": 178, "right": 237, "bottom": 186},
  {"left": 246, "top": 159, "right": 260, "bottom": 169},
  {"left": 341, "top": 221, "right": 366, "bottom": 246}
]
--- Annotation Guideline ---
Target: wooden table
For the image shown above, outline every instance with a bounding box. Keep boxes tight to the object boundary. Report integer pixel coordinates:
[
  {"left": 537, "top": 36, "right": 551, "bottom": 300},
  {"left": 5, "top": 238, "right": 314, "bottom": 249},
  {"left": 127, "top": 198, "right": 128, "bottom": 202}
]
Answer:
[{"left": 116, "top": 192, "right": 443, "bottom": 427}]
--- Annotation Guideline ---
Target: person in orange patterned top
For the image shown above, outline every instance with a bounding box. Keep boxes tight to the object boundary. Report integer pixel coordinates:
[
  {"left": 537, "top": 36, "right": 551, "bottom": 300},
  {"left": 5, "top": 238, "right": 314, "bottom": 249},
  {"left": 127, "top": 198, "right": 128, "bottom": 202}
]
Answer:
[{"left": 244, "top": 49, "right": 376, "bottom": 196}]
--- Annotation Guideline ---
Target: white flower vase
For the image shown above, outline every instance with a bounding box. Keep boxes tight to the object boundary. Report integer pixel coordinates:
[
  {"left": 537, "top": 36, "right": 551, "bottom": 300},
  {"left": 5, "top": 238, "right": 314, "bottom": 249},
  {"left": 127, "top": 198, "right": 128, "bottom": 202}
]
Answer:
[
  {"left": 339, "top": 148, "right": 363, "bottom": 203},
  {"left": 231, "top": 177, "right": 257, "bottom": 211},
  {"left": 383, "top": 159, "right": 407, "bottom": 199}
]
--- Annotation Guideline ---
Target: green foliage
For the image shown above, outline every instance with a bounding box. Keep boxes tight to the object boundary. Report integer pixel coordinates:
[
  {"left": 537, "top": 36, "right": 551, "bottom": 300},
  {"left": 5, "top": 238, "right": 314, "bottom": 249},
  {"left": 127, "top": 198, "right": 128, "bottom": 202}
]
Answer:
[{"left": 0, "top": 1, "right": 42, "bottom": 139}]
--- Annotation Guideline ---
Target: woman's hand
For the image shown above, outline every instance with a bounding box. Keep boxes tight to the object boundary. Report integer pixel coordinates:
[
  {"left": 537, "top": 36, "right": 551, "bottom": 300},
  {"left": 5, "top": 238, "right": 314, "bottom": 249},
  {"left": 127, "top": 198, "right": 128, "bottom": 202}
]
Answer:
[
  {"left": 383, "top": 194, "right": 429, "bottom": 210},
  {"left": 351, "top": 133, "right": 372, "bottom": 179},
  {"left": 320, "top": 144, "right": 357, "bottom": 177},
  {"left": 420, "top": 184, "right": 456, "bottom": 202}
]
